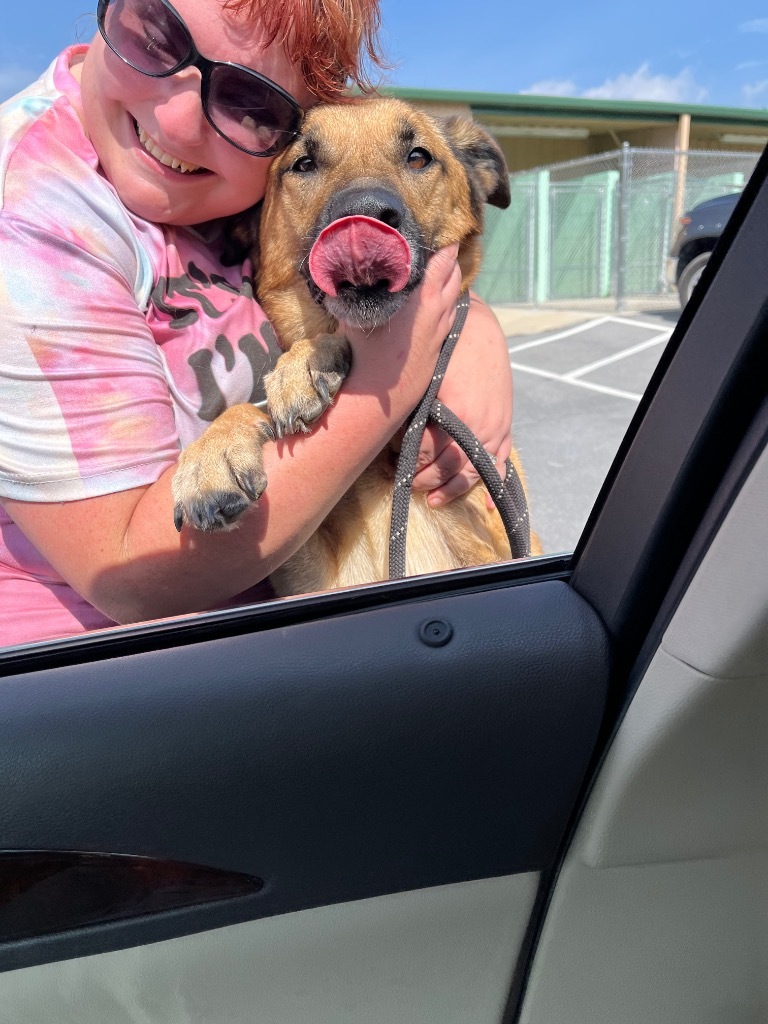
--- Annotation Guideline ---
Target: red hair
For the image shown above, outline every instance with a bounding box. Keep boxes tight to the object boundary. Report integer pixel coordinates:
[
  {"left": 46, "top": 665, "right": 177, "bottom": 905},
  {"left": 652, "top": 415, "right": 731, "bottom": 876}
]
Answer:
[{"left": 224, "top": 0, "right": 390, "bottom": 101}]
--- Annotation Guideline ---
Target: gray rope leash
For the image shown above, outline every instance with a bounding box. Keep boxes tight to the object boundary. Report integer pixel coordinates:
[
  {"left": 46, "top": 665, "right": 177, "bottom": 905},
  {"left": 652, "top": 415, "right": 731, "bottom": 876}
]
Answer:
[{"left": 389, "top": 293, "right": 531, "bottom": 580}]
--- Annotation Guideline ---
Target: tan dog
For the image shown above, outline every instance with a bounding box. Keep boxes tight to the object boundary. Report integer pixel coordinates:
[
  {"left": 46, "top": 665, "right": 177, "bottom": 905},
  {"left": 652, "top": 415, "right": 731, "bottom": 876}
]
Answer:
[{"left": 172, "top": 97, "right": 537, "bottom": 595}]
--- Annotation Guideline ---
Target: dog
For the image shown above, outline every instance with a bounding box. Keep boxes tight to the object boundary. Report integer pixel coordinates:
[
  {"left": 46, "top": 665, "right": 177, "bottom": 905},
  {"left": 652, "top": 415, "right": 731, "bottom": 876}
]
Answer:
[{"left": 172, "top": 97, "right": 538, "bottom": 596}]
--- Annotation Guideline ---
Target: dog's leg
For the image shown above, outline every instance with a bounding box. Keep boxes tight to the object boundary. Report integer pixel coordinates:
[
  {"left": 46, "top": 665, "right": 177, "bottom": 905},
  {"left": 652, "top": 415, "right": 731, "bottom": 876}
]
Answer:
[
  {"left": 172, "top": 405, "right": 274, "bottom": 532},
  {"left": 264, "top": 334, "right": 351, "bottom": 438}
]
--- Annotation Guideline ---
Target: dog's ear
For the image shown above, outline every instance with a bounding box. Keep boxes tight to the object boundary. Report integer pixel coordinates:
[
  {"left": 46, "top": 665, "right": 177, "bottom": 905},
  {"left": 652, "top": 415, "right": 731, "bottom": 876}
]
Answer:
[
  {"left": 221, "top": 201, "right": 263, "bottom": 270},
  {"left": 440, "top": 116, "right": 511, "bottom": 210}
]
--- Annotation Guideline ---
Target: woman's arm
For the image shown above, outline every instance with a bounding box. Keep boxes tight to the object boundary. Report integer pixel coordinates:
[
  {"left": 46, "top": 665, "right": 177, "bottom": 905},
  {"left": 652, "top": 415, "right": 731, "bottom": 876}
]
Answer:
[
  {"left": 410, "top": 294, "right": 513, "bottom": 505},
  {"left": 3, "top": 248, "right": 462, "bottom": 624}
]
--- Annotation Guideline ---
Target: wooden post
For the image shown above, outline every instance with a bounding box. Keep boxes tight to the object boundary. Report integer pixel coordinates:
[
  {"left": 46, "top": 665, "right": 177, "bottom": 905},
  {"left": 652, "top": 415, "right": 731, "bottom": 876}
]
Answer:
[{"left": 673, "top": 113, "right": 691, "bottom": 226}]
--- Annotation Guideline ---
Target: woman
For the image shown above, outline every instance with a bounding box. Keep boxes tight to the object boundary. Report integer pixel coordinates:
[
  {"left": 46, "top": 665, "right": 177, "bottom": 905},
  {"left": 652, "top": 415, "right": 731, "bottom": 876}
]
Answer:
[{"left": 0, "top": 0, "right": 514, "bottom": 645}]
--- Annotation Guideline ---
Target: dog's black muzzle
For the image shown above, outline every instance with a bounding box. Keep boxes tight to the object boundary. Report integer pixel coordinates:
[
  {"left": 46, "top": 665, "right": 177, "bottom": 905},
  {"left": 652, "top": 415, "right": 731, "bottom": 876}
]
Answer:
[
  {"left": 303, "top": 182, "right": 427, "bottom": 327},
  {"left": 323, "top": 184, "right": 408, "bottom": 232}
]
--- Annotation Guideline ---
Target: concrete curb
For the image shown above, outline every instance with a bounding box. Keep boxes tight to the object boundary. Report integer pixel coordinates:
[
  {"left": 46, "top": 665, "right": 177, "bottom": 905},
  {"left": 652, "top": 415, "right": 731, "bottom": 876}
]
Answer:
[{"left": 489, "top": 307, "right": 593, "bottom": 338}]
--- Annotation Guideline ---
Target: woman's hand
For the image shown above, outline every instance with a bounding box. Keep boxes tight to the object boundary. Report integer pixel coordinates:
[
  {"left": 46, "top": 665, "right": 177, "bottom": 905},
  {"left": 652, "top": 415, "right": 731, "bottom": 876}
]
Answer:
[
  {"left": 411, "top": 295, "right": 513, "bottom": 506},
  {"left": 343, "top": 244, "right": 462, "bottom": 408}
]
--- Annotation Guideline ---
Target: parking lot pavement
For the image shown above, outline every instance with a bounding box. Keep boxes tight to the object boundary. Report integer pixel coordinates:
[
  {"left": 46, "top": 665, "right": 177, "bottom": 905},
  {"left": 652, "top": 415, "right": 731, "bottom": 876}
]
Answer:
[{"left": 498, "top": 310, "right": 679, "bottom": 555}]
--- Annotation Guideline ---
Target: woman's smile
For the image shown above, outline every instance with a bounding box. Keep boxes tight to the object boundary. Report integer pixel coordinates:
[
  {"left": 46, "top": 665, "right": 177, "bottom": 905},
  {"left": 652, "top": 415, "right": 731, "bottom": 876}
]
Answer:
[{"left": 134, "top": 120, "right": 207, "bottom": 175}]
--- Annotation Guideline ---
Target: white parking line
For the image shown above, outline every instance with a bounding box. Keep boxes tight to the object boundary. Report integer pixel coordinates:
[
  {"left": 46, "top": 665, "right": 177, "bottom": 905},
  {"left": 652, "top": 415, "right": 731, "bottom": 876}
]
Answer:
[
  {"left": 506, "top": 315, "right": 676, "bottom": 403},
  {"left": 510, "top": 361, "right": 643, "bottom": 402},
  {"left": 507, "top": 315, "right": 672, "bottom": 355},
  {"left": 507, "top": 317, "right": 611, "bottom": 354},
  {"left": 605, "top": 315, "right": 675, "bottom": 332},
  {"left": 566, "top": 330, "right": 672, "bottom": 380}
]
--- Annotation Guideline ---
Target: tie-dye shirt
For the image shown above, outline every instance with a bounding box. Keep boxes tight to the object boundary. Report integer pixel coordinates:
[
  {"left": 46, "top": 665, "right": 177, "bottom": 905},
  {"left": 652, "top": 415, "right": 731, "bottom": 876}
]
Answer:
[{"left": 0, "top": 46, "right": 280, "bottom": 646}]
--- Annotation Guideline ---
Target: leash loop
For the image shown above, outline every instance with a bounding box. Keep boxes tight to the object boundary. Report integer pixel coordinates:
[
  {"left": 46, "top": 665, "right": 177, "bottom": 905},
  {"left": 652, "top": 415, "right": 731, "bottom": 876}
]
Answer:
[{"left": 388, "top": 294, "right": 531, "bottom": 580}]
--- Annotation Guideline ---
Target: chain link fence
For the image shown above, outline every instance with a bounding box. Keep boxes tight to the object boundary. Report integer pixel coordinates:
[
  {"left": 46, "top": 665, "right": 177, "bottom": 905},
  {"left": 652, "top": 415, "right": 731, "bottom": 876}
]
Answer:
[{"left": 475, "top": 146, "right": 759, "bottom": 309}]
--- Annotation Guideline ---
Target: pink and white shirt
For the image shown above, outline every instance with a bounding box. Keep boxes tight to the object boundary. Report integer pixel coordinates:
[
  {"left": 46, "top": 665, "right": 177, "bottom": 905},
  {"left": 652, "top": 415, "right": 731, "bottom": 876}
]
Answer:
[{"left": 0, "top": 47, "right": 278, "bottom": 645}]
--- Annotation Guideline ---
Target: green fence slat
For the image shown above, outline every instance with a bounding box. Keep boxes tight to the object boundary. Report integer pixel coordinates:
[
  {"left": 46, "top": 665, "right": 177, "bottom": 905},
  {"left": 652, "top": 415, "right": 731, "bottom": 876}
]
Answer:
[{"left": 474, "top": 148, "right": 758, "bottom": 305}]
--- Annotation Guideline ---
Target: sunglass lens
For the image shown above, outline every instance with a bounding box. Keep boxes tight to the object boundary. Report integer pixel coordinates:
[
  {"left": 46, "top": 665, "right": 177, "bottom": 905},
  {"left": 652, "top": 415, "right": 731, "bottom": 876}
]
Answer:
[
  {"left": 101, "top": 0, "right": 190, "bottom": 75},
  {"left": 207, "top": 65, "right": 299, "bottom": 156}
]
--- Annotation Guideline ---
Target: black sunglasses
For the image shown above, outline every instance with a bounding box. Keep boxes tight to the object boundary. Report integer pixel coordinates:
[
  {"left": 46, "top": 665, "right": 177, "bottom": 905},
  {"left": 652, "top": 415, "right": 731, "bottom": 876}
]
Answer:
[{"left": 96, "top": 0, "right": 302, "bottom": 157}]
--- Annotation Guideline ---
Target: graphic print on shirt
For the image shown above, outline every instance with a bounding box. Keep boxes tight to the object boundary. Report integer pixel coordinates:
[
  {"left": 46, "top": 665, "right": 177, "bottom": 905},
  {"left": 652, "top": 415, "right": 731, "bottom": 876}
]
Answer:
[
  {"left": 189, "top": 323, "right": 282, "bottom": 419},
  {"left": 151, "top": 261, "right": 255, "bottom": 328},
  {"left": 151, "top": 260, "right": 282, "bottom": 419}
]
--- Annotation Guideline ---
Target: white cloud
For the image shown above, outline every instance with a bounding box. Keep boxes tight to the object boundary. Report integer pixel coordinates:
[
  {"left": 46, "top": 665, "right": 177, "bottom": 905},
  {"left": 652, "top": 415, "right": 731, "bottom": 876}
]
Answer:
[
  {"left": 521, "top": 64, "right": 708, "bottom": 105},
  {"left": 742, "top": 79, "right": 768, "bottom": 105},
  {"left": 582, "top": 64, "right": 708, "bottom": 103},
  {"left": 519, "top": 79, "right": 577, "bottom": 97},
  {"left": 739, "top": 18, "right": 768, "bottom": 32}
]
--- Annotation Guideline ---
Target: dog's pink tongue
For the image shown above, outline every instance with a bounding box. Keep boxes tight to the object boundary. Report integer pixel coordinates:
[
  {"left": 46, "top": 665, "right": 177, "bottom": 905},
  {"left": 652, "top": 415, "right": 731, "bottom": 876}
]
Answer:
[{"left": 308, "top": 215, "right": 411, "bottom": 297}]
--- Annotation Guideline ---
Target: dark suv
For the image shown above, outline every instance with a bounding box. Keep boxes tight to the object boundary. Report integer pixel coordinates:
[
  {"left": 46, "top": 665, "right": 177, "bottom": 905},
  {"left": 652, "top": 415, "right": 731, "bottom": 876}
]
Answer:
[{"left": 668, "top": 191, "right": 741, "bottom": 307}]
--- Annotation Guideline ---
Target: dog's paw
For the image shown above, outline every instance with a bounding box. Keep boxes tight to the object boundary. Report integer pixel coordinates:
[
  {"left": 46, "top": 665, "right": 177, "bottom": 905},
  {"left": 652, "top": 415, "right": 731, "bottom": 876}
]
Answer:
[
  {"left": 265, "top": 336, "right": 351, "bottom": 438},
  {"left": 172, "top": 414, "right": 274, "bottom": 533}
]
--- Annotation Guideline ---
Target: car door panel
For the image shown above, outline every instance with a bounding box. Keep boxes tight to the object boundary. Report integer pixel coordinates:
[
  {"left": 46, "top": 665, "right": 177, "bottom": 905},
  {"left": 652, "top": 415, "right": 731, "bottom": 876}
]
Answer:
[
  {"left": 0, "top": 578, "right": 609, "bottom": 977},
  {"left": 2, "top": 872, "right": 539, "bottom": 1024}
]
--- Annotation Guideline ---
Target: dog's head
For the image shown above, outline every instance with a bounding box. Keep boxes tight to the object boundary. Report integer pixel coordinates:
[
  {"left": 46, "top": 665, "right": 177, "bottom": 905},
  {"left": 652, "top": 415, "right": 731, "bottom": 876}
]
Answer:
[{"left": 257, "top": 97, "right": 510, "bottom": 328}]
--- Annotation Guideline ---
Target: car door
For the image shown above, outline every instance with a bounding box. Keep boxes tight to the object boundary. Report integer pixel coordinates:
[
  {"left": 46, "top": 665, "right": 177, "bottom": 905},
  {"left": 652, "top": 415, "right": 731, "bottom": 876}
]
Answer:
[{"left": 0, "top": 146, "right": 765, "bottom": 1023}]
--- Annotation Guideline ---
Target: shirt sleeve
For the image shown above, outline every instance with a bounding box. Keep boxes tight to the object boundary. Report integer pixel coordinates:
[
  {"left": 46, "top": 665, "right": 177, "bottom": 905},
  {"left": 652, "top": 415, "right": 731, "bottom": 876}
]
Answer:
[{"left": 0, "top": 212, "right": 181, "bottom": 502}]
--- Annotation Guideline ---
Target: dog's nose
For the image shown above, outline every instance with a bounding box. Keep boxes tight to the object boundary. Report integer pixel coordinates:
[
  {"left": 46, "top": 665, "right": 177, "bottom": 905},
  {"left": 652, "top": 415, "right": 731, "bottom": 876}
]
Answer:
[{"left": 326, "top": 186, "right": 406, "bottom": 231}]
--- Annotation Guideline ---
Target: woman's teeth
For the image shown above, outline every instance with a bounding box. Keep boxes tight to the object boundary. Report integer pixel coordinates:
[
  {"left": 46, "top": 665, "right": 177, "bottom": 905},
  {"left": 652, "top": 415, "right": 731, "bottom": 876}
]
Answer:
[{"left": 136, "top": 124, "right": 202, "bottom": 174}]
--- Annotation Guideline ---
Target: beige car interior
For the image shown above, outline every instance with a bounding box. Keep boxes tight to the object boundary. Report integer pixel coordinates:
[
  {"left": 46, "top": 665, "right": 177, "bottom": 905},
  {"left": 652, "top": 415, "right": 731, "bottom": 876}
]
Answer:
[{"left": 521, "top": 440, "right": 768, "bottom": 1023}]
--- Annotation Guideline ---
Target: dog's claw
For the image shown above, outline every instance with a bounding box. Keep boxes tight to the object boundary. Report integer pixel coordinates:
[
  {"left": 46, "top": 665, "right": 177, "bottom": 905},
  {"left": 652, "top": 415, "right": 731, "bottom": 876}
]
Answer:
[
  {"left": 235, "top": 473, "right": 257, "bottom": 501},
  {"left": 265, "top": 337, "right": 351, "bottom": 440},
  {"left": 172, "top": 407, "right": 272, "bottom": 533},
  {"left": 234, "top": 468, "right": 267, "bottom": 503},
  {"left": 315, "top": 376, "right": 330, "bottom": 405},
  {"left": 182, "top": 490, "right": 253, "bottom": 533}
]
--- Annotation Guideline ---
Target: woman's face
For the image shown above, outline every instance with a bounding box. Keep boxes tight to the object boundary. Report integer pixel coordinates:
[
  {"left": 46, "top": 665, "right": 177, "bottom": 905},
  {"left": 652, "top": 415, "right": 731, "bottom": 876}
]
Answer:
[{"left": 77, "top": 0, "right": 314, "bottom": 226}]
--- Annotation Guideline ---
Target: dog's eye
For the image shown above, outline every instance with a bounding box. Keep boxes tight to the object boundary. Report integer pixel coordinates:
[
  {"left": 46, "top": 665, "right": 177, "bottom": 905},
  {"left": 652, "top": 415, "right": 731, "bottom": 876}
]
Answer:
[
  {"left": 406, "top": 147, "right": 432, "bottom": 170},
  {"left": 291, "top": 155, "right": 316, "bottom": 173}
]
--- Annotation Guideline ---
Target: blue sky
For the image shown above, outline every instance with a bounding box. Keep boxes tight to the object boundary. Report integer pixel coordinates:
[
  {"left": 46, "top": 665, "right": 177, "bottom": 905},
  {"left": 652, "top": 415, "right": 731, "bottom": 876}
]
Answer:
[{"left": 3, "top": 0, "right": 768, "bottom": 109}]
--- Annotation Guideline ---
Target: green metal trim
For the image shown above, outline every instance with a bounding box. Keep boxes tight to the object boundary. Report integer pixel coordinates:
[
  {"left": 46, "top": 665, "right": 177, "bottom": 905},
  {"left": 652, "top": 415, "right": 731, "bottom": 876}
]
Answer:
[
  {"left": 380, "top": 85, "right": 768, "bottom": 127},
  {"left": 534, "top": 170, "right": 550, "bottom": 304},
  {"left": 471, "top": 106, "right": 677, "bottom": 124}
]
